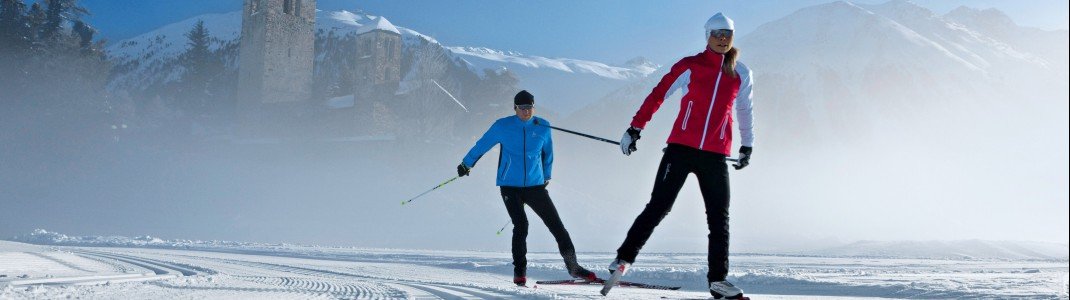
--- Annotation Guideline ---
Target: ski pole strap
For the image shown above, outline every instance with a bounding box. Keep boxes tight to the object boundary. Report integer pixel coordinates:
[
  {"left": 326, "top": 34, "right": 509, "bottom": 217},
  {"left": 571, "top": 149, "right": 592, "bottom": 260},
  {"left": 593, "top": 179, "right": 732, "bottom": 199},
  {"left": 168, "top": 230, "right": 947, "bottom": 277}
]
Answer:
[
  {"left": 545, "top": 125, "right": 620, "bottom": 145},
  {"left": 402, "top": 176, "right": 460, "bottom": 205}
]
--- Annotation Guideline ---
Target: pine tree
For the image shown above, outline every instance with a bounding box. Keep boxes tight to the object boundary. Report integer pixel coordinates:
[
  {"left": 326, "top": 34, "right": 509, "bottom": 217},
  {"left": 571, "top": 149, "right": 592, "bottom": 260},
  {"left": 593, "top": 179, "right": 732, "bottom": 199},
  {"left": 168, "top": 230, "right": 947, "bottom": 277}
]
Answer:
[
  {"left": 40, "top": 0, "right": 86, "bottom": 40},
  {"left": 26, "top": 2, "right": 44, "bottom": 42},
  {"left": 0, "top": 0, "right": 29, "bottom": 51},
  {"left": 41, "top": 0, "right": 63, "bottom": 39},
  {"left": 72, "top": 19, "right": 93, "bottom": 48},
  {"left": 178, "top": 20, "right": 221, "bottom": 115}
]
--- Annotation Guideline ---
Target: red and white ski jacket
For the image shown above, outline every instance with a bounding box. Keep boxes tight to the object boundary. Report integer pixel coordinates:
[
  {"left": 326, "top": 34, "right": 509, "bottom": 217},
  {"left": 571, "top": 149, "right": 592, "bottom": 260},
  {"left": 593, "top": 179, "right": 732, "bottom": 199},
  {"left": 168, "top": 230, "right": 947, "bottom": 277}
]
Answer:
[{"left": 630, "top": 48, "right": 754, "bottom": 156}]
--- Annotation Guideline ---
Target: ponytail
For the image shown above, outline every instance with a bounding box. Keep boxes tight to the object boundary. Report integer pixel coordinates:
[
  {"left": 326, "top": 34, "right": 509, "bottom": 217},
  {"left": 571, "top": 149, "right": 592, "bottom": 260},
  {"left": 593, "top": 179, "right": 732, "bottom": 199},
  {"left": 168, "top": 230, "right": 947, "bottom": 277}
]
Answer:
[{"left": 723, "top": 47, "right": 739, "bottom": 78}]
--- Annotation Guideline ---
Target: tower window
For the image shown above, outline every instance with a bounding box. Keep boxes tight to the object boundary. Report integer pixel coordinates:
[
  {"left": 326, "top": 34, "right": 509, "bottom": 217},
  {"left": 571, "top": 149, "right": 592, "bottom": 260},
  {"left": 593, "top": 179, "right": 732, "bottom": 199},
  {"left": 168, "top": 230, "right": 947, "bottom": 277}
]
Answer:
[
  {"left": 295, "top": 0, "right": 302, "bottom": 17},
  {"left": 284, "top": 0, "right": 293, "bottom": 14}
]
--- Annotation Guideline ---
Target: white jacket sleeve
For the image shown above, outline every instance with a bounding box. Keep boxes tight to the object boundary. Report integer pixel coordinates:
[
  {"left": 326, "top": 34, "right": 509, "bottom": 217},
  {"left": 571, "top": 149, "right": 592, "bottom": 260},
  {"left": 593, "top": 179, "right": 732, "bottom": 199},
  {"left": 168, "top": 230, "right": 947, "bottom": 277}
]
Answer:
[{"left": 735, "top": 62, "right": 755, "bottom": 147}]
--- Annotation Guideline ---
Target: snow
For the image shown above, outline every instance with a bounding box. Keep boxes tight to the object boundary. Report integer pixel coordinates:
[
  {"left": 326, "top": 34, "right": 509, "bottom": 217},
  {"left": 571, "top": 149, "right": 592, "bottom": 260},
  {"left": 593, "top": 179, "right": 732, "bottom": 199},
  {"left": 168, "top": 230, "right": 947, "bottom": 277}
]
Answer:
[
  {"left": 105, "top": 11, "right": 241, "bottom": 92},
  {"left": 107, "top": 11, "right": 241, "bottom": 63},
  {"left": 354, "top": 16, "right": 401, "bottom": 36},
  {"left": 319, "top": 10, "right": 368, "bottom": 29},
  {"left": 447, "top": 47, "right": 652, "bottom": 81},
  {"left": 721, "top": 0, "right": 1063, "bottom": 146},
  {"left": 447, "top": 46, "right": 658, "bottom": 114},
  {"left": 2, "top": 232, "right": 1067, "bottom": 299}
]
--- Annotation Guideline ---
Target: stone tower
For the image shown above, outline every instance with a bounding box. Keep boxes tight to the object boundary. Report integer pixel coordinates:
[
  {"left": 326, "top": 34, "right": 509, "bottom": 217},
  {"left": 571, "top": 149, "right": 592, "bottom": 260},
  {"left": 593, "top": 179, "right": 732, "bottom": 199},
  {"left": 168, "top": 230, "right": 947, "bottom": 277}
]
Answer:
[
  {"left": 353, "top": 17, "right": 402, "bottom": 98},
  {"left": 237, "top": 0, "right": 316, "bottom": 137}
]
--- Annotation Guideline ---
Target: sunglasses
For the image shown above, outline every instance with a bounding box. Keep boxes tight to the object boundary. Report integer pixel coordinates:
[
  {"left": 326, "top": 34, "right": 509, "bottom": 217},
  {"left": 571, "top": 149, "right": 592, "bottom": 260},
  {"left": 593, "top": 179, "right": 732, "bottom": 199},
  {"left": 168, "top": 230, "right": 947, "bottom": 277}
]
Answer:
[
  {"left": 710, "top": 29, "right": 733, "bottom": 39},
  {"left": 515, "top": 104, "right": 534, "bottom": 110}
]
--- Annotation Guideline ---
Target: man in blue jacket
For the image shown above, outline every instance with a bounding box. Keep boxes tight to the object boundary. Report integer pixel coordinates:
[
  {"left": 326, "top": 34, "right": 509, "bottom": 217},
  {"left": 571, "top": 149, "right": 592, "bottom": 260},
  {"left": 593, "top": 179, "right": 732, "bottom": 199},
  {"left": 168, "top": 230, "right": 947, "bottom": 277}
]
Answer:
[{"left": 457, "top": 90, "right": 597, "bottom": 286}]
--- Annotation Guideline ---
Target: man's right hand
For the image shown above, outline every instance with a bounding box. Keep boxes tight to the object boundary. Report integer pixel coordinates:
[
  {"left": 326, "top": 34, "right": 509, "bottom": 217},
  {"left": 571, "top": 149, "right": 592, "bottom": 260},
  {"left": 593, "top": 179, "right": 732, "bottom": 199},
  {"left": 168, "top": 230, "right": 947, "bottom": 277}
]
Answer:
[
  {"left": 457, "top": 163, "right": 471, "bottom": 177},
  {"left": 620, "top": 127, "right": 642, "bottom": 155}
]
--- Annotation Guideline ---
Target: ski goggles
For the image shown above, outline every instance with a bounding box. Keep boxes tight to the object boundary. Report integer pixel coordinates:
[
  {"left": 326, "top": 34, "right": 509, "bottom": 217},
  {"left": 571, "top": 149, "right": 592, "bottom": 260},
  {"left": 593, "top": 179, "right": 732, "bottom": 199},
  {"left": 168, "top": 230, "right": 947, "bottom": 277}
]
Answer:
[
  {"left": 515, "top": 104, "right": 535, "bottom": 110},
  {"left": 709, "top": 29, "right": 733, "bottom": 39}
]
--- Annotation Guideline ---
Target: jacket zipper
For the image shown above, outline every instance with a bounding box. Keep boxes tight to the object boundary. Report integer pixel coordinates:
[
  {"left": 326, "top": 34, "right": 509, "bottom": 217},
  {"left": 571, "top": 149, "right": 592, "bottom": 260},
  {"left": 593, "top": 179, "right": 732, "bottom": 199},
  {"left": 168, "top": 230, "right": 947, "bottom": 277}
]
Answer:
[
  {"left": 699, "top": 54, "right": 725, "bottom": 150},
  {"left": 523, "top": 125, "right": 528, "bottom": 185},
  {"left": 682, "top": 101, "right": 693, "bottom": 130}
]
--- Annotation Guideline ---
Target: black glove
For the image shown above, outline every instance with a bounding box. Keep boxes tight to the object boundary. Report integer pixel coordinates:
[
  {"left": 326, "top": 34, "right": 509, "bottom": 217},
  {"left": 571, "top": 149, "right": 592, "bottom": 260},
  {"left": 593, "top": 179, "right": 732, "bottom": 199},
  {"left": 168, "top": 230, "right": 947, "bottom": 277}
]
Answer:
[
  {"left": 457, "top": 163, "right": 471, "bottom": 177},
  {"left": 621, "top": 127, "right": 642, "bottom": 155},
  {"left": 733, "top": 146, "right": 752, "bottom": 170}
]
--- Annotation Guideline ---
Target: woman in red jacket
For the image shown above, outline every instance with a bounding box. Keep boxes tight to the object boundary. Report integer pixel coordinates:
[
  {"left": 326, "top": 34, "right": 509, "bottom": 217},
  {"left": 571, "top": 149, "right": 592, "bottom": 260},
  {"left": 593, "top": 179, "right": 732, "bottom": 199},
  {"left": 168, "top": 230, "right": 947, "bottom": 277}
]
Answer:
[{"left": 602, "top": 12, "right": 755, "bottom": 299}]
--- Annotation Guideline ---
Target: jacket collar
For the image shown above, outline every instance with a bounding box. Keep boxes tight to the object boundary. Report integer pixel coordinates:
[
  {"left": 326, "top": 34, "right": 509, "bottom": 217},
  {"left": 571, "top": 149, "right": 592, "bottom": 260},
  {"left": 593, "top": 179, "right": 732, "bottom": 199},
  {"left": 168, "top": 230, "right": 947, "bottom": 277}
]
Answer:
[
  {"left": 701, "top": 47, "right": 725, "bottom": 65},
  {"left": 513, "top": 115, "right": 537, "bottom": 126}
]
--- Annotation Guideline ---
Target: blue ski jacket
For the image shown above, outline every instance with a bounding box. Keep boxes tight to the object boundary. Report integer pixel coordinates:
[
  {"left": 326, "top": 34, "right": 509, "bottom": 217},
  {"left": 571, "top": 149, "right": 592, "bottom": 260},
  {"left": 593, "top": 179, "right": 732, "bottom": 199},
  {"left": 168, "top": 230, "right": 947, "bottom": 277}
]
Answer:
[{"left": 462, "top": 115, "right": 553, "bottom": 187}]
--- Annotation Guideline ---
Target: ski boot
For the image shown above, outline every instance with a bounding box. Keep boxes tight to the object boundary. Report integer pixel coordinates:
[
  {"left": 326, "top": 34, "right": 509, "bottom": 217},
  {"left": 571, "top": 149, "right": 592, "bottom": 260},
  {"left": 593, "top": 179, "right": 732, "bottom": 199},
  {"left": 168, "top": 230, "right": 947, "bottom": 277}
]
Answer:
[
  {"left": 709, "top": 281, "right": 747, "bottom": 299},
  {"left": 600, "top": 258, "right": 631, "bottom": 296},
  {"left": 569, "top": 267, "right": 598, "bottom": 282}
]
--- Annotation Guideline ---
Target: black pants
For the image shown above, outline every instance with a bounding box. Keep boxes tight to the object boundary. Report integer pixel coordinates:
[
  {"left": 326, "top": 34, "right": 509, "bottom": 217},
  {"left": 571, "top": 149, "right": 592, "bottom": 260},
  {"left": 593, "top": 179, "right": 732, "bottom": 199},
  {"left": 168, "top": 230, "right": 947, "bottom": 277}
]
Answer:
[
  {"left": 501, "top": 185, "right": 581, "bottom": 278},
  {"left": 616, "top": 144, "right": 732, "bottom": 282}
]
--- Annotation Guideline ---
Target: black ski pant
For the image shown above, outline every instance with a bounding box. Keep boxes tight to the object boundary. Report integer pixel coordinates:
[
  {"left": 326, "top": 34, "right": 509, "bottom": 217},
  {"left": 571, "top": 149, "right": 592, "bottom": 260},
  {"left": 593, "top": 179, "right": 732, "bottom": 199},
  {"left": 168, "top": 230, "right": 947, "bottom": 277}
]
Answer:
[
  {"left": 501, "top": 185, "right": 582, "bottom": 278},
  {"left": 616, "top": 144, "right": 732, "bottom": 282}
]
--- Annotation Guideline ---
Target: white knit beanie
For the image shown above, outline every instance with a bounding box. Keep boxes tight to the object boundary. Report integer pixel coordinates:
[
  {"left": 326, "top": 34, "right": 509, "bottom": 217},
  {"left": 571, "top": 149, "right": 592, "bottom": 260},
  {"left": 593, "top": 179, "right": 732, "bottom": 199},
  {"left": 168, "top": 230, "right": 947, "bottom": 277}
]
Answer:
[{"left": 704, "top": 12, "right": 735, "bottom": 39}]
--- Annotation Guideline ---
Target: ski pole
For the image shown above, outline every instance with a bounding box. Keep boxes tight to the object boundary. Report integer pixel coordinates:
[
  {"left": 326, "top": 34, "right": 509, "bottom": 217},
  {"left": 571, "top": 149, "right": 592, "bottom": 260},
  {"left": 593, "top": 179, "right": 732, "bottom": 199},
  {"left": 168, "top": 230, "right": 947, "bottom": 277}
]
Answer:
[
  {"left": 536, "top": 122, "right": 739, "bottom": 159},
  {"left": 402, "top": 176, "right": 460, "bottom": 206},
  {"left": 496, "top": 220, "right": 511, "bottom": 235},
  {"left": 538, "top": 123, "right": 620, "bottom": 146}
]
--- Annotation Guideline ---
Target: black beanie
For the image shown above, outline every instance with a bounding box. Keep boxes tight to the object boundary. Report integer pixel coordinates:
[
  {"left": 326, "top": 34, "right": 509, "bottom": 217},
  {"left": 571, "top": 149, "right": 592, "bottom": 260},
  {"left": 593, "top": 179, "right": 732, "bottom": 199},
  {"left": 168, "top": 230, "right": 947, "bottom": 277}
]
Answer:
[{"left": 514, "top": 90, "right": 534, "bottom": 106}]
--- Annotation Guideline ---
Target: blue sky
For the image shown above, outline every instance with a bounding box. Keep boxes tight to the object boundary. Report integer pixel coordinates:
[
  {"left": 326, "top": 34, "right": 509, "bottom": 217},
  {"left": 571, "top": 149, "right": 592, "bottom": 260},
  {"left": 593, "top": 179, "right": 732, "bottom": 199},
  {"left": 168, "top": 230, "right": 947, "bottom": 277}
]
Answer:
[{"left": 79, "top": 0, "right": 1069, "bottom": 65}]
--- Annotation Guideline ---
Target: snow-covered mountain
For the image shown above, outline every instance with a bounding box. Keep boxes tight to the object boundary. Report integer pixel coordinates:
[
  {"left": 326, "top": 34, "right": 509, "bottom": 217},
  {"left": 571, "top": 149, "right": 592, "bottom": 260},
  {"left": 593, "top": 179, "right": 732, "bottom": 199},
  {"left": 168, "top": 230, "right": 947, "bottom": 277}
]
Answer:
[
  {"left": 568, "top": 0, "right": 1067, "bottom": 148},
  {"left": 106, "top": 11, "right": 241, "bottom": 93},
  {"left": 105, "top": 9, "right": 656, "bottom": 116},
  {"left": 742, "top": 0, "right": 1065, "bottom": 146},
  {"left": 448, "top": 47, "right": 657, "bottom": 114},
  {"left": 943, "top": 5, "right": 1069, "bottom": 74}
]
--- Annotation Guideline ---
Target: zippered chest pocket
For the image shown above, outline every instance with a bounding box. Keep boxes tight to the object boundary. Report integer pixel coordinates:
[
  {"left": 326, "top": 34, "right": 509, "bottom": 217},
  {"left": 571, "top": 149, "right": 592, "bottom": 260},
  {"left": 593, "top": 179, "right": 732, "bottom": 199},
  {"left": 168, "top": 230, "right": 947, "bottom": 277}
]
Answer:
[
  {"left": 500, "top": 157, "right": 512, "bottom": 178},
  {"left": 681, "top": 101, "right": 694, "bottom": 130}
]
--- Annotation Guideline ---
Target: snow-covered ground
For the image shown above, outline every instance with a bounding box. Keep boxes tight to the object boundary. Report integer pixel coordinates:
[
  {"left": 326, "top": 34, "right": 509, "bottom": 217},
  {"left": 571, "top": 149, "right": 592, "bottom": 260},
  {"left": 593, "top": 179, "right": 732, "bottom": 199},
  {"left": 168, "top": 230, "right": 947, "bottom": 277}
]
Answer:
[{"left": 2, "top": 234, "right": 1067, "bottom": 299}]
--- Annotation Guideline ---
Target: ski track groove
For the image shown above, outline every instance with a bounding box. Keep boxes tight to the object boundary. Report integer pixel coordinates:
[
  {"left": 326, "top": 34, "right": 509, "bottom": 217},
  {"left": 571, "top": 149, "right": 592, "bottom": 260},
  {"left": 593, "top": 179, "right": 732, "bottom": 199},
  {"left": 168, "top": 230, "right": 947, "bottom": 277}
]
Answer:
[
  {"left": 70, "top": 251, "right": 138, "bottom": 273},
  {"left": 0, "top": 250, "right": 191, "bottom": 286},
  {"left": 74, "top": 250, "right": 201, "bottom": 276},
  {"left": 144, "top": 280, "right": 312, "bottom": 297},
  {"left": 222, "top": 264, "right": 397, "bottom": 298},
  {"left": 394, "top": 282, "right": 485, "bottom": 300},
  {"left": 30, "top": 248, "right": 521, "bottom": 299},
  {"left": 25, "top": 251, "right": 96, "bottom": 273},
  {"left": 426, "top": 283, "right": 513, "bottom": 299},
  {"left": 192, "top": 254, "right": 509, "bottom": 299}
]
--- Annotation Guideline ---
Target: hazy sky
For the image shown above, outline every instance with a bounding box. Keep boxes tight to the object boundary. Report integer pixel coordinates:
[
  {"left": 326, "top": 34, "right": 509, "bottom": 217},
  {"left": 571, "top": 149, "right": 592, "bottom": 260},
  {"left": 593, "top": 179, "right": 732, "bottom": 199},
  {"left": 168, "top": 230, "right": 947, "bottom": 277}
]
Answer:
[{"left": 80, "top": 0, "right": 1070, "bottom": 64}]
